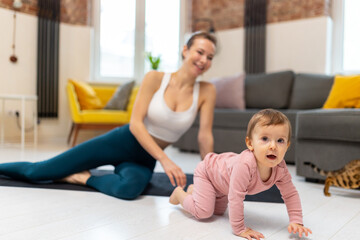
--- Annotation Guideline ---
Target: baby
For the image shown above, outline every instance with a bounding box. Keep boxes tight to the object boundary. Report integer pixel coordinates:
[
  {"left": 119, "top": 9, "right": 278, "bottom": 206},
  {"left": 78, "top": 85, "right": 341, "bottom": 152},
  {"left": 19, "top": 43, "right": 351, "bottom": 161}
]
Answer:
[{"left": 170, "top": 109, "right": 312, "bottom": 239}]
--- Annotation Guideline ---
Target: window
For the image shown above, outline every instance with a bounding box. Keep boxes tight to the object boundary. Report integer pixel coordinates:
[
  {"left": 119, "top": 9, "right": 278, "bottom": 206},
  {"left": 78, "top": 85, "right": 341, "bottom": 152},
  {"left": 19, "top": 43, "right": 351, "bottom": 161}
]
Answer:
[
  {"left": 343, "top": 0, "right": 360, "bottom": 72},
  {"left": 144, "top": 0, "right": 180, "bottom": 73},
  {"left": 332, "top": 0, "right": 360, "bottom": 74},
  {"left": 93, "top": 0, "right": 182, "bottom": 83},
  {"left": 99, "top": 1, "right": 136, "bottom": 79}
]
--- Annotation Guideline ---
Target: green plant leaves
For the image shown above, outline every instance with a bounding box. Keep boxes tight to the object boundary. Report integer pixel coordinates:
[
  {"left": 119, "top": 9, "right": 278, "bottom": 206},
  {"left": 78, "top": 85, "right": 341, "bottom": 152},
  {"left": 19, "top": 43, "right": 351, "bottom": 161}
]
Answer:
[{"left": 145, "top": 52, "right": 161, "bottom": 70}]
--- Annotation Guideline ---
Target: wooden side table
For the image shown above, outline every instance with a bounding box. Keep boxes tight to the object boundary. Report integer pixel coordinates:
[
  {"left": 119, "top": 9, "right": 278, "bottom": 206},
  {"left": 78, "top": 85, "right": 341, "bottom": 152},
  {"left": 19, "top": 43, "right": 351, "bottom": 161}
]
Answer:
[{"left": 0, "top": 94, "right": 38, "bottom": 149}]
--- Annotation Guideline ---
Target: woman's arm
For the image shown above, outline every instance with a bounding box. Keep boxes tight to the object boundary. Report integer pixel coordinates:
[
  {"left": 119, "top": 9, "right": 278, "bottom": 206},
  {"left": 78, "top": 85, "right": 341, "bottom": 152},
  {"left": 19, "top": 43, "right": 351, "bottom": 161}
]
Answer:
[
  {"left": 129, "top": 71, "right": 186, "bottom": 187},
  {"left": 197, "top": 82, "right": 216, "bottom": 159}
]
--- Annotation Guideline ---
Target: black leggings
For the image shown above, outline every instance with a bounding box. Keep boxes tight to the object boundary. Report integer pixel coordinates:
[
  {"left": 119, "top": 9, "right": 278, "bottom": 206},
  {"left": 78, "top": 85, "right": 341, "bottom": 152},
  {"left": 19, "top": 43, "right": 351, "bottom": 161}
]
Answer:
[{"left": 0, "top": 125, "right": 156, "bottom": 200}]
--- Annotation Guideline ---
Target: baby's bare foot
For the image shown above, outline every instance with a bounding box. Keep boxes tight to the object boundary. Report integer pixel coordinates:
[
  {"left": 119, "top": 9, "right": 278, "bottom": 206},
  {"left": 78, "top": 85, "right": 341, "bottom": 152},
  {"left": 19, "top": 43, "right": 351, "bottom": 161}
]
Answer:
[
  {"left": 60, "top": 170, "right": 91, "bottom": 185},
  {"left": 169, "top": 186, "right": 182, "bottom": 205},
  {"left": 186, "top": 184, "right": 194, "bottom": 194}
]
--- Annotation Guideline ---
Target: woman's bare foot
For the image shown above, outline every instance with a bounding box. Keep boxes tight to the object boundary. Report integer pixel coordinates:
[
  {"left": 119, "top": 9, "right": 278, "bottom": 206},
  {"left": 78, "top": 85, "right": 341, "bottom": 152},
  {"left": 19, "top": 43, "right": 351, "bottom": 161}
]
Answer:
[
  {"left": 186, "top": 184, "right": 194, "bottom": 194},
  {"left": 169, "top": 186, "right": 182, "bottom": 205},
  {"left": 60, "top": 170, "right": 91, "bottom": 185}
]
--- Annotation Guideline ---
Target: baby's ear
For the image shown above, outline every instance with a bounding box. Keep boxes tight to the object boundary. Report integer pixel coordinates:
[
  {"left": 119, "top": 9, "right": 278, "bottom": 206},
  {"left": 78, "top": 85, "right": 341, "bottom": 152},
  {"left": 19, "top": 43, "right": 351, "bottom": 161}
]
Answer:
[{"left": 245, "top": 137, "right": 254, "bottom": 151}]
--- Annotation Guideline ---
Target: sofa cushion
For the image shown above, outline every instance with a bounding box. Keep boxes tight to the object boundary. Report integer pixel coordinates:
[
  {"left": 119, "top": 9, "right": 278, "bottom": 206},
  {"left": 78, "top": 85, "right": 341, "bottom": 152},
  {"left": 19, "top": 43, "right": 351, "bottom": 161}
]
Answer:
[
  {"left": 68, "top": 79, "right": 103, "bottom": 110},
  {"left": 296, "top": 109, "right": 360, "bottom": 142},
  {"left": 191, "top": 109, "right": 298, "bottom": 136},
  {"left": 289, "top": 73, "right": 334, "bottom": 109},
  {"left": 211, "top": 73, "right": 245, "bottom": 109},
  {"left": 323, "top": 75, "right": 360, "bottom": 109},
  {"left": 212, "top": 109, "right": 258, "bottom": 129},
  {"left": 279, "top": 109, "right": 298, "bottom": 136},
  {"left": 245, "top": 70, "right": 294, "bottom": 109},
  {"left": 75, "top": 110, "right": 131, "bottom": 123},
  {"left": 104, "top": 81, "right": 135, "bottom": 110}
]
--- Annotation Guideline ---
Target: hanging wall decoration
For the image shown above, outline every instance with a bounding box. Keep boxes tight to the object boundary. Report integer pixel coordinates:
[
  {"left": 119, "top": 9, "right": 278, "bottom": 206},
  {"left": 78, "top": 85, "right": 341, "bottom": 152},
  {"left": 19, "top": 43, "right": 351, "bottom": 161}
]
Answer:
[
  {"left": 9, "top": 0, "right": 23, "bottom": 63},
  {"left": 10, "top": 11, "right": 18, "bottom": 63}
]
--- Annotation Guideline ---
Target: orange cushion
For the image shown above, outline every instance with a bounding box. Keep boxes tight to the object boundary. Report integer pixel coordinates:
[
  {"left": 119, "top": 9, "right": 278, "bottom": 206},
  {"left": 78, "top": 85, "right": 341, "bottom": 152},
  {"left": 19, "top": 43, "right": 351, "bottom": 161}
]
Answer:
[{"left": 68, "top": 79, "right": 103, "bottom": 110}]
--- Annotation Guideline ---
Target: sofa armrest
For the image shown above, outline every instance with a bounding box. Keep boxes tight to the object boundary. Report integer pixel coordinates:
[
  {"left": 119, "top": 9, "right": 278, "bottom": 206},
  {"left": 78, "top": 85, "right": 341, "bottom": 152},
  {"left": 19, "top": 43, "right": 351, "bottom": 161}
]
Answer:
[
  {"left": 66, "top": 83, "right": 82, "bottom": 122},
  {"left": 296, "top": 109, "right": 360, "bottom": 142}
]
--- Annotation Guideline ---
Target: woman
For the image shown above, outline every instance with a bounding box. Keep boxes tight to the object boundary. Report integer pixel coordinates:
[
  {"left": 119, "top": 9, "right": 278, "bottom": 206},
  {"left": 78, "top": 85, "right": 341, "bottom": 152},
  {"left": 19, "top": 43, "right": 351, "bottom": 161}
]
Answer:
[{"left": 0, "top": 31, "right": 217, "bottom": 200}]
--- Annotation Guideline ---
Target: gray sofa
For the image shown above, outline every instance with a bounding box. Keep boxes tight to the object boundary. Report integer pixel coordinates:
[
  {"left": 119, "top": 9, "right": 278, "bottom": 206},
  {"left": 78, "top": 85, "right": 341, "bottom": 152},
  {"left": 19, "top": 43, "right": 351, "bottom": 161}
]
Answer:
[{"left": 173, "top": 70, "right": 360, "bottom": 181}]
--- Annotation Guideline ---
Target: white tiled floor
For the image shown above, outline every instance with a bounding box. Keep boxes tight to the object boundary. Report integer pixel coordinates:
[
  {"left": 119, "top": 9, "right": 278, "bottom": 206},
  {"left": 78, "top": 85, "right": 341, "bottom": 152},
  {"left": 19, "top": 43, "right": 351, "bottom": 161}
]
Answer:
[{"left": 0, "top": 142, "right": 360, "bottom": 240}]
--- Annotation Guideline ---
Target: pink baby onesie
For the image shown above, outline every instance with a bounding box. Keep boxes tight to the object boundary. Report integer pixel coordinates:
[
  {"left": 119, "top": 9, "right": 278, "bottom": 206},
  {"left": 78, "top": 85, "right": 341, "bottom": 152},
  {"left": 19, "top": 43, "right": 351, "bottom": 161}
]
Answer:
[{"left": 182, "top": 149, "right": 303, "bottom": 235}]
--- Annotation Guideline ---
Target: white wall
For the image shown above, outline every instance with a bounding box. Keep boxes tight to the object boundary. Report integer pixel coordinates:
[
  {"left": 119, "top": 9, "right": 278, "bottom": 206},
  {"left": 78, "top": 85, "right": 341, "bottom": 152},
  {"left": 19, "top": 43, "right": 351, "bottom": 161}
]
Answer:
[
  {"left": 0, "top": 6, "right": 333, "bottom": 143},
  {"left": 0, "top": 9, "right": 37, "bottom": 95},
  {"left": 0, "top": 8, "right": 91, "bottom": 143},
  {"left": 267, "top": 17, "right": 332, "bottom": 74},
  {"left": 202, "top": 16, "right": 332, "bottom": 81},
  {"left": 202, "top": 28, "right": 245, "bottom": 80}
]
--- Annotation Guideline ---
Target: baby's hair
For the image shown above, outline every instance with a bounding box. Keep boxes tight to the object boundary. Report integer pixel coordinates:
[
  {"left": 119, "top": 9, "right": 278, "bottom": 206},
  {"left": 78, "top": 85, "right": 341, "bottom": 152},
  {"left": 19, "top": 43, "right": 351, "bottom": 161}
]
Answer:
[
  {"left": 246, "top": 109, "right": 292, "bottom": 142},
  {"left": 182, "top": 31, "right": 217, "bottom": 59}
]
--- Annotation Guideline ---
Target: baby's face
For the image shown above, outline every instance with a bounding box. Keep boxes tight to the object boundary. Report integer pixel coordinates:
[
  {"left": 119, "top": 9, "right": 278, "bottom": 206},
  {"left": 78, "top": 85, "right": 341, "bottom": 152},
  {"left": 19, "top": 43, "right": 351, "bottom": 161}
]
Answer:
[{"left": 246, "top": 123, "right": 290, "bottom": 169}]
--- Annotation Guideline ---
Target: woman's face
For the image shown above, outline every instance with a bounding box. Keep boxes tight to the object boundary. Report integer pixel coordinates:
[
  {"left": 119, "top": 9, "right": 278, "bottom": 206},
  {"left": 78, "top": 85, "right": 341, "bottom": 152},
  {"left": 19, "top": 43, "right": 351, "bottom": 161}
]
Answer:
[{"left": 182, "top": 38, "right": 216, "bottom": 76}]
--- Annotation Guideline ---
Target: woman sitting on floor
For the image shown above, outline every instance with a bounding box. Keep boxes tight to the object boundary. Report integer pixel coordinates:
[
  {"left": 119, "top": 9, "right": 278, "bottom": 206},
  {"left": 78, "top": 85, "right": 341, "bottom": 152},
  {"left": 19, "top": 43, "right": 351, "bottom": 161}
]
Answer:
[{"left": 0, "top": 31, "right": 217, "bottom": 200}]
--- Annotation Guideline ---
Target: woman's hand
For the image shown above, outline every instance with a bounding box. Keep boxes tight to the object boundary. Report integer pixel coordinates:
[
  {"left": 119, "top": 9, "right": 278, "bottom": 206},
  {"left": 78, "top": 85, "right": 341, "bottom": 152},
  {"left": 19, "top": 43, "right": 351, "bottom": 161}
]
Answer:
[
  {"left": 288, "top": 223, "right": 312, "bottom": 238},
  {"left": 239, "top": 227, "right": 264, "bottom": 240},
  {"left": 160, "top": 158, "right": 186, "bottom": 188}
]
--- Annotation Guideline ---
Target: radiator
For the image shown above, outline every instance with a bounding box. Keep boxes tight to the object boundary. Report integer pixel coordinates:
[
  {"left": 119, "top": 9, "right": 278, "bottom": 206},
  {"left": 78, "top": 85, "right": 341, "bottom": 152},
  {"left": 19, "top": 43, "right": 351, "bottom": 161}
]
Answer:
[
  {"left": 37, "top": 0, "right": 60, "bottom": 118},
  {"left": 244, "top": 0, "right": 267, "bottom": 74}
]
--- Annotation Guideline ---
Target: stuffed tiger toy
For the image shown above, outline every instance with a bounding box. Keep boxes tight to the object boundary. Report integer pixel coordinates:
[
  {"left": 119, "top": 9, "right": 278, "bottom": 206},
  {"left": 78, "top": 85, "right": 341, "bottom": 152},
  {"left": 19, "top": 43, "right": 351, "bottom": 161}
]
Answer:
[{"left": 304, "top": 160, "right": 360, "bottom": 197}]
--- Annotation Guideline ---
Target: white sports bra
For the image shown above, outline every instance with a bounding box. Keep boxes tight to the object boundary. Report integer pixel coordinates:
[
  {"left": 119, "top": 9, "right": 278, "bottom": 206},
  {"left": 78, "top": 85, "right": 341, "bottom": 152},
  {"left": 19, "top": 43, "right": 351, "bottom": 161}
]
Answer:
[{"left": 144, "top": 73, "right": 200, "bottom": 143}]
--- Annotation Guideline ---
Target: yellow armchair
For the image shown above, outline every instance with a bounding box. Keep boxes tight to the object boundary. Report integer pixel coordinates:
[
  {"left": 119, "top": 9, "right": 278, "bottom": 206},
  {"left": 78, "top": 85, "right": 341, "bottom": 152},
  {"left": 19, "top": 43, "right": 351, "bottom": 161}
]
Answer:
[{"left": 67, "top": 81, "right": 138, "bottom": 147}]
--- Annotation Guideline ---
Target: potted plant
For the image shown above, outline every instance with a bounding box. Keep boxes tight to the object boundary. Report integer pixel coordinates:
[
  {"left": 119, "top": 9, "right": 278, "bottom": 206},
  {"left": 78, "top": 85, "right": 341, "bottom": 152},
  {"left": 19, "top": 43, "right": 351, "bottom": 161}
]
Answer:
[{"left": 145, "top": 52, "right": 161, "bottom": 70}]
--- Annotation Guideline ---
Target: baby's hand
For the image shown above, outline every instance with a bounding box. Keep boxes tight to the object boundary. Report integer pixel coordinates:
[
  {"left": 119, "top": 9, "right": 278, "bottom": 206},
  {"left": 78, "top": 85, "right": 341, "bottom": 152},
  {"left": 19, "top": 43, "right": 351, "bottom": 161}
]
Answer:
[
  {"left": 239, "top": 227, "right": 264, "bottom": 240},
  {"left": 288, "top": 222, "right": 312, "bottom": 238}
]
